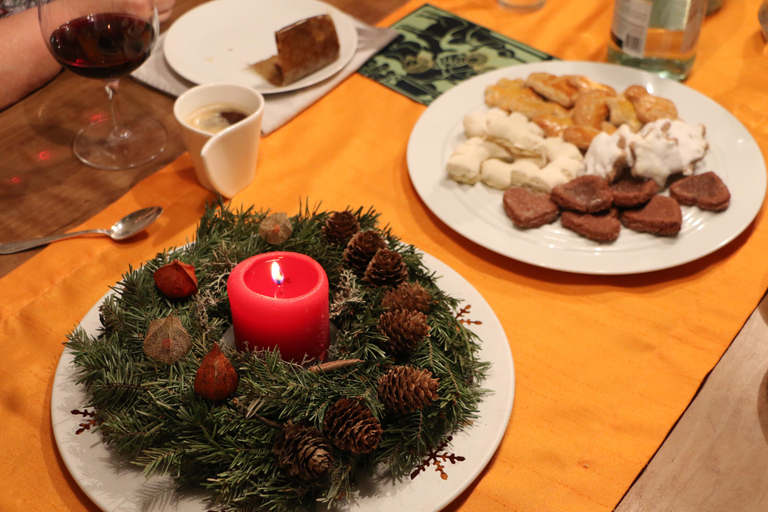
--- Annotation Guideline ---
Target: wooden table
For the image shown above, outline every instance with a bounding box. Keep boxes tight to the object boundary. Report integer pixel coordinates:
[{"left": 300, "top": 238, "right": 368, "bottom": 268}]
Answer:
[
  {"left": 2, "top": 1, "right": 767, "bottom": 510},
  {"left": 0, "top": 0, "right": 409, "bottom": 279},
  {"left": 616, "top": 288, "right": 768, "bottom": 511}
]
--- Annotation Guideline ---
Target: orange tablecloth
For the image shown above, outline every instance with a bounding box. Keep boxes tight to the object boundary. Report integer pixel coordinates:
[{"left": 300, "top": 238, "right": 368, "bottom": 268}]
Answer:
[{"left": 3, "top": 0, "right": 768, "bottom": 511}]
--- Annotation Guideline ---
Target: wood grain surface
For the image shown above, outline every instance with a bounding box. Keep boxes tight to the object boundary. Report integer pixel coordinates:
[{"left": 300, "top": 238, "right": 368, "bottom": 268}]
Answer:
[
  {"left": 0, "top": 0, "right": 408, "bottom": 278},
  {"left": 615, "top": 290, "right": 768, "bottom": 511}
]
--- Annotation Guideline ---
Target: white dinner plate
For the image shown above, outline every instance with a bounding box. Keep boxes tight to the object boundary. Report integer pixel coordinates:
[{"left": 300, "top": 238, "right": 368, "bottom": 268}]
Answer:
[
  {"left": 407, "top": 61, "right": 767, "bottom": 275},
  {"left": 51, "top": 252, "right": 515, "bottom": 512},
  {"left": 163, "top": 0, "right": 359, "bottom": 94}
]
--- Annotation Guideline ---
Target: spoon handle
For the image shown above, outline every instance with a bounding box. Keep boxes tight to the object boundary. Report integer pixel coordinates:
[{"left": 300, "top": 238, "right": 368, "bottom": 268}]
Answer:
[{"left": 0, "top": 229, "right": 108, "bottom": 254}]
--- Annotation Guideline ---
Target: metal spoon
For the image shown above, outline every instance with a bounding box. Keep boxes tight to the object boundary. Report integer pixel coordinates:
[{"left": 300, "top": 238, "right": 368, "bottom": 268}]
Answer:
[{"left": 0, "top": 206, "right": 163, "bottom": 255}]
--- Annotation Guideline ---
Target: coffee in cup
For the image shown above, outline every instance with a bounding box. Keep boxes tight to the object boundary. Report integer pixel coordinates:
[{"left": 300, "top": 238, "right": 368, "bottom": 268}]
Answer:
[
  {"left": 173, "top": 84, "right": 265, "bottom": 197},
  {"left": 186, "top": 104, "right": 249, "bottom": 135}
]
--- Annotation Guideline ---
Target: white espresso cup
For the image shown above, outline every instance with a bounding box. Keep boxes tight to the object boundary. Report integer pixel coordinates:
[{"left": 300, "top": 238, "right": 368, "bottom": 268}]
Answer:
[{"left": 174, "top": 84, "right": 265, "bottom": 197}]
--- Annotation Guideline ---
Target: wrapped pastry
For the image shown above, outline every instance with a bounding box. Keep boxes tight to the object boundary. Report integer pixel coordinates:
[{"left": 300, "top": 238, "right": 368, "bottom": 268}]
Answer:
[
  {"left": 251, "top": 14, "right": 340, "bottom": 86},
  {"left": 486, "top": 111, "right": 545, "bottom": 158},
  {"left": 463, "top": 108, "right": 508, "bottom": 138},
  {"left": 446, "top": 137, "right": 511, "bottom": 185}
]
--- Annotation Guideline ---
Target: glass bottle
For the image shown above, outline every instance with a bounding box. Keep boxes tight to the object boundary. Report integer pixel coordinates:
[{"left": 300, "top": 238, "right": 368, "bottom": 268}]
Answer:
[
  {"left": 760, "top": 0, "right": 768, "bottom": 40},
  {"left": 607, "top": 0, "right": 707, "bottom": 81},
  {"left": 706, "top": 0, "right": 724, "bottom": 15}
]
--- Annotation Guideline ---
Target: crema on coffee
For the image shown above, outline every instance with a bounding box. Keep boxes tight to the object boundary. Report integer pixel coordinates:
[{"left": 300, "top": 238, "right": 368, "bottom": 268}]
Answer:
[{"left": 186, "top": 104, "right": 249, "bottom": 134}]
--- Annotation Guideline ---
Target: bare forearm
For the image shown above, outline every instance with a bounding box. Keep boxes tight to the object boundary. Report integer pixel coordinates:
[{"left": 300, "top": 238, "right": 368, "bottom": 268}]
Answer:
[{"left": 0, "top": 8, "right": 62, "bottom": 111}]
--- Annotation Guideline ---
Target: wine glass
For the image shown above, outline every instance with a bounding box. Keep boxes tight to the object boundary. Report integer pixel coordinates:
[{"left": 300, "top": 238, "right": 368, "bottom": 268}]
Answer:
[{"left": 39, "top": 0, "right": 167, "bottom": 169}]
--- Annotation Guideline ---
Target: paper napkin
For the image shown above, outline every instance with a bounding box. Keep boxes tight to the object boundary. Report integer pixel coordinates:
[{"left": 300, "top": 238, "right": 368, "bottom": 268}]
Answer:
[{"left": 132, "top": 17, "right": 398, "bottom": 135}]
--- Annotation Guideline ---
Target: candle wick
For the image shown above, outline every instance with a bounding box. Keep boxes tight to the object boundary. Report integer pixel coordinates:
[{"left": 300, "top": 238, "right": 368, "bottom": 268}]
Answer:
[{"left": 275, "top": 283, "right": 285, "bottom": 299}]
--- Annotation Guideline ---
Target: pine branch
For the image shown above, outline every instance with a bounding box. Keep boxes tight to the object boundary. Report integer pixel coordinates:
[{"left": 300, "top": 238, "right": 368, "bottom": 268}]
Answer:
[{"left": 64, "top": 202, "right": 490, "bottom": 511}]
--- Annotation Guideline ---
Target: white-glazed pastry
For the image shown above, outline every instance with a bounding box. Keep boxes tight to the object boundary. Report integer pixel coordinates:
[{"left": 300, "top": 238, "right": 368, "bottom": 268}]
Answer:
[
  {"left": 631, "top": 130, "right": 683, "bottom": 186},
  {"left": 631, "top": 119, "right": 708, "bottom": 186},
  {"left": 642, "top": 119, "right": 707, "bottom": 173},
  {"left": 584, "top": 124, "right": 640, "bottom": 182}
]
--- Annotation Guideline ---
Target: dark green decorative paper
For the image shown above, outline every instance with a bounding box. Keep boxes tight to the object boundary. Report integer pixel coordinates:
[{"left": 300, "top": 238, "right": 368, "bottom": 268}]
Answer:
[{"left": 359, "top": 4, "right": 556, "bottom": 105}]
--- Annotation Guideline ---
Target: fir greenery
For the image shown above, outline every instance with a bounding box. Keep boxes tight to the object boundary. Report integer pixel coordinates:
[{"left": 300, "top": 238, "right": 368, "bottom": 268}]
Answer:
[{"left": 65, "top": 201, "right": 490, "bottom": 511}]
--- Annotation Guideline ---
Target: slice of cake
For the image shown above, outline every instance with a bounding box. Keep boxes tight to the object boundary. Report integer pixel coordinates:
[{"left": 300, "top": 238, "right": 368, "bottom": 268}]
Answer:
[{"left": 251, "top": 14, "right": 340, "bottom": 86}]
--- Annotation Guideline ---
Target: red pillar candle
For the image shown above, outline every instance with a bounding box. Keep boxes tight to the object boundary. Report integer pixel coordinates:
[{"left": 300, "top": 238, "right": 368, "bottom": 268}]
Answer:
[{"left": 227, "top": 251, "right": 329, "bottom": 361}]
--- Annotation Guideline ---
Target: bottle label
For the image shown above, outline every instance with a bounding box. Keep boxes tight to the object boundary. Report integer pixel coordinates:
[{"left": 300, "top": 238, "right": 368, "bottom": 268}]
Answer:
[{"left": 610, "top": 0, "right": 653, "bottom": 57}]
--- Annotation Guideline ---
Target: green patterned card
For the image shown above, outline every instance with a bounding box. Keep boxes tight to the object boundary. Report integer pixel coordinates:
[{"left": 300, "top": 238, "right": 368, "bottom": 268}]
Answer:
[{"left": 358, "top": 4, "right": 556, "bottom": 105}]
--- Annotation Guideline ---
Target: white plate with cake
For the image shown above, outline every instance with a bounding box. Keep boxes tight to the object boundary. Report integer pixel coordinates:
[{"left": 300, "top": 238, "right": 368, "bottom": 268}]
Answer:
[
  {"left": 407, "top": 61, "right": 767, "bottom": 275},
  {"left": 163, "top": 0, "right": 358, "bottom": 93}
]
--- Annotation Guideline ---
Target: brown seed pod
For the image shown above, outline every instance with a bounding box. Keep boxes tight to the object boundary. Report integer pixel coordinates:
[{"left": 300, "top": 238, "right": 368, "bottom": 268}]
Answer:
[
  {"left": 143, "top": 314, "right": 191, "bottom": 364},
  {"left": 258, "top": 212, "right": 293, "bottom": 245},
  {"left": 154, "top": 260, "right": 198, "bottom": 298},
  {"left": 194, "top": 342, "right": 239, "bottom": 401}
]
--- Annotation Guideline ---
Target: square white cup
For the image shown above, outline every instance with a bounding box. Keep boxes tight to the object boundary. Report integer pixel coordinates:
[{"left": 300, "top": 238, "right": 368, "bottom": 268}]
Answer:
[{"left": 174, "top": 84, "right": 265, "bottom": 197}]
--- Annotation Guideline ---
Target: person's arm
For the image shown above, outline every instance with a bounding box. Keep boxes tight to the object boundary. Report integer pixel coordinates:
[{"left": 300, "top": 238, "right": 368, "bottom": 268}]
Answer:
[
  {"left": 0, "top": 7, "right": 62, "bottom": 111},
  {"left": 0, "top": 0, "right": 174, "bottom": 111}
]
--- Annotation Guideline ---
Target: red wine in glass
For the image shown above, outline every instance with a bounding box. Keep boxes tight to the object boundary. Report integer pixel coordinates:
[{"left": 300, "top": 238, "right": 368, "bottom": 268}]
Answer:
[
  {"left": 39, "top": 0, "right": 167, "bottom": 170},
  {"left": 49, "top": 13, "right": 155, "bottom": 80}
]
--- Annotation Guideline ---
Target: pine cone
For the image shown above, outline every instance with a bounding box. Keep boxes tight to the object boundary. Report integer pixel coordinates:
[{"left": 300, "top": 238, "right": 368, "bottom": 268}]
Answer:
[
  {"left": 378, "top": 365, "right": 439, "bottom": 414},
  {"left": 381, "top": 282, "right": 431, "bottom": 313},
  {"left": 273, "top": 421, "right": 333, "bottom": 480},
  {"left": 364, "top": 249, "right": 408, "bottom": 287},
  {"left": 322, "top": 210, "right": 360, "bottom": 246},
  {"left": 343, "top": 230, "right": 386, "bottom": 276},
  {"left": 323, "top": 398, "right": 383, "bottom": 454},
  {"left": 377, "top": 309, "right": 430, "bottom": 357}
]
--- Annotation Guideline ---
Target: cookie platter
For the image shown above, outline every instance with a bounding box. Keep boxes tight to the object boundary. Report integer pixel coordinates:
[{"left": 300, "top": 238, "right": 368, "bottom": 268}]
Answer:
[{"left": 407, "top": 61, "right": 767, "bottom": 274}]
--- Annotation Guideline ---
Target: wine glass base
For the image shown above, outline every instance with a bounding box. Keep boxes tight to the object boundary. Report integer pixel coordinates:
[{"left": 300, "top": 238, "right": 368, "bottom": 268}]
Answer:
[{"left": 74, "top": 116, "right": 167, "bottom": 170}]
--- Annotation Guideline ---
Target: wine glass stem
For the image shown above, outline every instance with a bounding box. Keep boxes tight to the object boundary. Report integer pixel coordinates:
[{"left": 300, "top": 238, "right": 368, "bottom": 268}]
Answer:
[{"left": 104, "top": 80, "right": 129, "bottom": 139}]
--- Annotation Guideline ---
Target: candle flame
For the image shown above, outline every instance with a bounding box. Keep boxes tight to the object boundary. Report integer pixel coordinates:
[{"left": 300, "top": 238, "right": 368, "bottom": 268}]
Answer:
[{"left": 271, "top": 261, "right": 285, "bottom": 285}]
